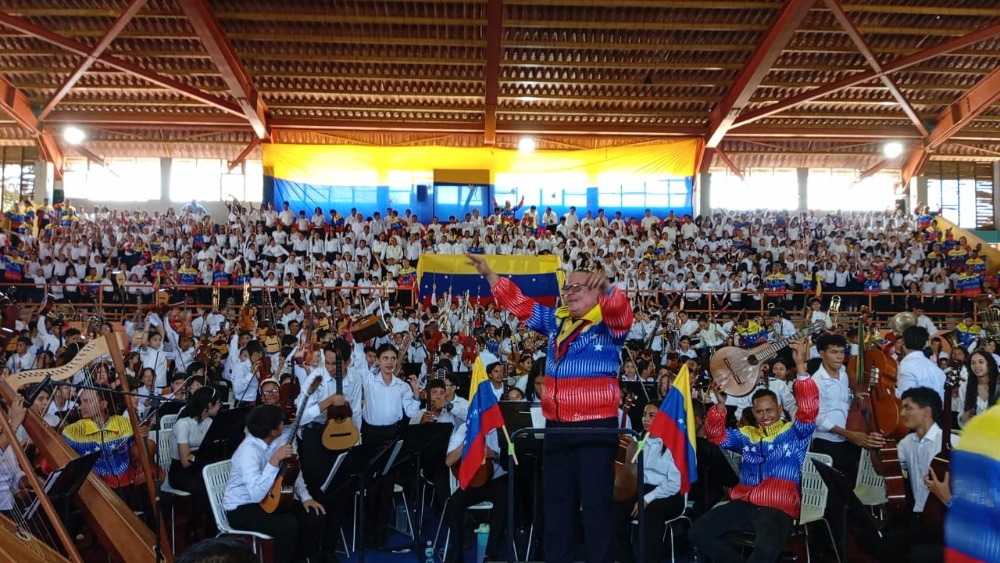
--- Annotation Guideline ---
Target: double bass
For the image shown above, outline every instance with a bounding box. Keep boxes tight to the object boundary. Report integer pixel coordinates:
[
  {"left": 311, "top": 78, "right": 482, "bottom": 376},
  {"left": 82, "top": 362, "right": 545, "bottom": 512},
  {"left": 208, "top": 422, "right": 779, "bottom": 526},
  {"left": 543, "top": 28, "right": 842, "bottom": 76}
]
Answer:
[{"left": 845, "top": 317, "right": 908, "bottom": 517}]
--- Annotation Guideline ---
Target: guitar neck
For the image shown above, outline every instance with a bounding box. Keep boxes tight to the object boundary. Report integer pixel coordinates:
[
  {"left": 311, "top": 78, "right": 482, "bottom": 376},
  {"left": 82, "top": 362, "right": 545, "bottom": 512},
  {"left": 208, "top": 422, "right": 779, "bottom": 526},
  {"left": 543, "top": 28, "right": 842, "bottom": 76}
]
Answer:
[{"left": 750, "top": 327, "right": 811, "bottom": 363}]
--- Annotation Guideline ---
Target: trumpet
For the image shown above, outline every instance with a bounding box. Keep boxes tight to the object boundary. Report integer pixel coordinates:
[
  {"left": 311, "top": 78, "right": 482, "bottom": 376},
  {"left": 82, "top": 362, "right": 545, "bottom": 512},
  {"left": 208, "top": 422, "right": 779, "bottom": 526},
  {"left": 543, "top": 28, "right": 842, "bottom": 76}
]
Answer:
[{"left": 828, "top": 295, "right": 841, "bottom": 327}]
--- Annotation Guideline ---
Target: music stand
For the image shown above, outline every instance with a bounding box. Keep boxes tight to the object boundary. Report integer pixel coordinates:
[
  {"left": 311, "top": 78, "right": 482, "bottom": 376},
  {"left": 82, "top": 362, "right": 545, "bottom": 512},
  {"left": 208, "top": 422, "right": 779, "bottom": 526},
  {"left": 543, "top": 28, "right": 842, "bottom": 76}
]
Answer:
[
  {"left": 192, "top": 406, "right": 251, "bottom": 471},
  {"left": 499, "top": 401, "right": 543, "bottom": 447},
  {"left": 812, "top": 457, "right": 882, "bottom": 563},
  {"left": 25, "top": 451, "right": 100, "bottom": 522}
]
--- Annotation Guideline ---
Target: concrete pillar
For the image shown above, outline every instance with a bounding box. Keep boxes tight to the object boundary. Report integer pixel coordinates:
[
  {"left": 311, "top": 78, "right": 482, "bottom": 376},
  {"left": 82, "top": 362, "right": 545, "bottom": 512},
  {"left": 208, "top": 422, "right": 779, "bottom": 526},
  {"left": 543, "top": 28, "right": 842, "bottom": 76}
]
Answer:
[
  {"left": 698, "top": 172, "right": 711, "bottom": 216},
  {"left": 993, "top": 162, "right": 1000, "bottom": 229},
  {"left": 797, "top": 167, "right": 808, "bottom": 212},
  {"left": 910, "top": 174, "right": 927, "bottom": 213},
  {"left": 34, "top": 160, "right": 54, "bottom": 204},
  {"left": 160, "top": 158, "right": 171, "bottom": 202}
]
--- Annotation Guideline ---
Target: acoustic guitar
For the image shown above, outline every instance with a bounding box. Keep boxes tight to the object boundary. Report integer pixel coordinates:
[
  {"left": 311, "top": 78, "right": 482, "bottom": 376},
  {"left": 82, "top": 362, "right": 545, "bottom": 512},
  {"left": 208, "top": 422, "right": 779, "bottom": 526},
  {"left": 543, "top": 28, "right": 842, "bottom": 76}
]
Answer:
[
  {"left": 321, "top": 356, "right": 360, "bottom": 450},
  {"left": 710, "top": 320, "right": 826, "bottom": 397},
  {"left": 261, "top": 376, "right": 321, "bottom": 513}
]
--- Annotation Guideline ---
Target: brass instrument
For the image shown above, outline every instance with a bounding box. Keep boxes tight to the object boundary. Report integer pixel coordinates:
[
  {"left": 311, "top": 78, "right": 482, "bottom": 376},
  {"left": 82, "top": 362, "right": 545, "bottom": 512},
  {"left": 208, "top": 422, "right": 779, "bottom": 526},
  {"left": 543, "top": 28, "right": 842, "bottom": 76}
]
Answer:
[
  {"left": 976, "top": 295, "right": 1000, "bottom": 340},
  {"left": 47, "top": 304, "right": 76, "bottom": 324},
  {"left": 212, "top": 285, "right": 220, "bottom": 311},
  {"left": 888, "top": 311, "right": 917, "bottom": 334},
  {"left": 828, "top": 295, "right": 841, "bottom": 327}
]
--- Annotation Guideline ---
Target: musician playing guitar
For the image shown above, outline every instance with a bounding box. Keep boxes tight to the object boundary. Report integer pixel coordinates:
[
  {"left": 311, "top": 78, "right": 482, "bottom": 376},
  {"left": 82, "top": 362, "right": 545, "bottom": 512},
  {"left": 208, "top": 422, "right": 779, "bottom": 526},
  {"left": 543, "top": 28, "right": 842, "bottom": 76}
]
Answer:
[
  {"left": 295, "top": 340, "right": 362, "bottom": 561},
  {"left": 859, "top": 387, "right": 954, "bottom": 563},
  {"left": 223, "top": 404, "right": 326, "bottom": 563}
]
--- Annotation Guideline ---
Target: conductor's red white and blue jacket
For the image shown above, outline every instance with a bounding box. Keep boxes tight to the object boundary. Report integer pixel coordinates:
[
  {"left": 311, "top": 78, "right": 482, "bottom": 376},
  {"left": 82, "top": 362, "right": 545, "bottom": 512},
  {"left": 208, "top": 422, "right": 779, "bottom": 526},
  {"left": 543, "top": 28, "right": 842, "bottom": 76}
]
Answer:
[
  {"left": 492, "top": 276, "right": 633, "bottom": 422},
  {"left": 704, "top": 376, "right": 819, "bottom": 519}
]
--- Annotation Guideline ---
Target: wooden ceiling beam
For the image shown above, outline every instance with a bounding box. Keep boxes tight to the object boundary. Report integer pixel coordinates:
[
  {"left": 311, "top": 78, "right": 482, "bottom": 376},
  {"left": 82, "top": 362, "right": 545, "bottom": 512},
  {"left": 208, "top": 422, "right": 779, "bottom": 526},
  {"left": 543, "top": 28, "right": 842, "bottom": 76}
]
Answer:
[
  {"left": 714, "top": 148, "right": 745, "bottom": 182},
  {"left": 0, "top": 74, "right": 64, "bottom": 178},
  {"left": 483, "top": 0, "right": 503, "bottom": 146},
  {"left": 824, "top": 0, "right": 928, "bottom": 136},
  {"left": 900, "top": 64, "right": 1000, "bottom": 185},
  {"left": 37, "top": 0, "right": 148, "bottom": 122},
  {"left": 0, "top": 10, "right": 244, "bottom": 117},
  {"left": 706, "top": 0, "right": 817, "bottom": 148},
  {"left": 227, "top": 138, "right": 261, "bottom": 171},
  {"left": 735, "top": 20, "right": 1000, "bottom": 127},
  {"left": 177, "top": 0, "right": 269, "bottom": 140}
]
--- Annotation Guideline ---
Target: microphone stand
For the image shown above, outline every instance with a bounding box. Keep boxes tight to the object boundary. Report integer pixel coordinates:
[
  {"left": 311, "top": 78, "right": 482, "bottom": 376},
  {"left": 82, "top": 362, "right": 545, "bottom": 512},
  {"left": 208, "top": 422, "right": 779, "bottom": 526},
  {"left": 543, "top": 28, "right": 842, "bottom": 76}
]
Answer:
[{"left": 56, "top": 381, "right": 185, "bottom": 562}]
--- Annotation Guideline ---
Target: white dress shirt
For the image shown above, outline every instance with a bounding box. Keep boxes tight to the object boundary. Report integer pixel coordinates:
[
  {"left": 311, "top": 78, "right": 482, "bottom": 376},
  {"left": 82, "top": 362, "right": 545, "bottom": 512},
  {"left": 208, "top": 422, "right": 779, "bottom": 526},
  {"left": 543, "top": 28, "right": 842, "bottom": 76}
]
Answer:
[
  {"left": 139, "top": 344, "right": 168, "bottom": 388},
  {"left": 812, "top": 364, "right": 850, "bottom": 443},
  {"left": 230, "top": 359, "right": 257, "bottom": 403},
  {"left": 298, "top": 366, "right": 363, "bottom": 432},
  {"left": 361, "top": 371, "right": 421, "bottom": 426},
  {"left": 639, "top": 436, "right": 682, "bottom": 504},
  {"left": 897, "top": 351, "right": 946, "bottom": 402},
  {"left": 446, "top": 395, "right": 469, "bottom": 425},
  {"left": 898, "top": 423, "right": 955, "bottom": 513},
  {"left": 223, "top": 434, "right": 311, "bottom": 511},
  {"left": 0, "top": 446, "right": 24, "bottom": 510}
]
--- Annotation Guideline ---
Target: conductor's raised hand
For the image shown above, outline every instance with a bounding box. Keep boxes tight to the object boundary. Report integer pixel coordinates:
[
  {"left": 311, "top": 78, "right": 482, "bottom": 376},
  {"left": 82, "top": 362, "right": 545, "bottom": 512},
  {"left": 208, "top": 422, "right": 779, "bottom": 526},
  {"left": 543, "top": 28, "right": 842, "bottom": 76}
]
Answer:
[
  {"left": 788, "top": 337, "right": 809, "bottom": 374},
  {"left": 465, "top": 253, "right": 499, "bottom": 286},
  {"left": 584, "top": 269, "right": 610, "bottom": 294}
]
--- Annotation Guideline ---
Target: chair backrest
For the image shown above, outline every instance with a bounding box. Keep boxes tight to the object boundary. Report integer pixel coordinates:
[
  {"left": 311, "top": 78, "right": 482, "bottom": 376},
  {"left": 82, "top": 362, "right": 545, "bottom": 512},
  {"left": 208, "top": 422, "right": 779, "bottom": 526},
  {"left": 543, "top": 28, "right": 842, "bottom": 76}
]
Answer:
[
  {"left": 158, "top": 429, "right": 176, "bottom": 475},
  {"left": 801, "top": 452, "right": 832, "bottom": 516},
  {"left": 856, "top": 448, "right": 886, "bottom": 490},
  {"left": 203, "top": 460, "right": 234, "bottom": 533},
  {"left": 160, "top": 414, "right": 178, "bottom": 432}
]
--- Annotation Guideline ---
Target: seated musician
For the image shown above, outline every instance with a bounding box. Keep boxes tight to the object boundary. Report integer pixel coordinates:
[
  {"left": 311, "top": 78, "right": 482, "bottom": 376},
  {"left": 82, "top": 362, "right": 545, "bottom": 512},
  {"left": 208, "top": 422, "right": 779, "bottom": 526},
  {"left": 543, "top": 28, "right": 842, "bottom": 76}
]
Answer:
[
  {"left": 62, "top": 386, "right": 142, "bottom": 488},
  {"left": 690, "top": 338, "right": 818, "bottom": 562},
  {"left": 231, "top": 341, "right": 264, "bottom": 407},
  {"left": 223, "top": 404, "right": 326, "bottom": 563},
  {"left": 442, "top": 372, "right": 469, "bottom": 424},
  {"left": 613, "top": 401, "right": 685, "bottom": 563},
  {"left": 859, "top": 387, "right": 953, "bottom": 563},
  {"left": 169, "top": 387, "right": 221, "bottom": 536},
  {"left": 443, "top": 422, "right": 508, "bottom": 563},
  {"left": 485, "top": 361, "right": 506, "bottom": 401},
  {"left": 14, "top": 383, "right": 54, "bottom": 445},
  {"left": 158, "top": 372, "right": 188, "bottom": 418}
]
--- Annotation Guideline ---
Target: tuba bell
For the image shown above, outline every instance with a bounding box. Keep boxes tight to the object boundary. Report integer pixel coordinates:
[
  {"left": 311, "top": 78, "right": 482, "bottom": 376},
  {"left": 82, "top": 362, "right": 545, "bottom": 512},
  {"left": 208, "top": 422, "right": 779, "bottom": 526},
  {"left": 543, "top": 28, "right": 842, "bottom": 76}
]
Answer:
[{"left": 888, "top": 311, "right": 917, "bottom": 334}]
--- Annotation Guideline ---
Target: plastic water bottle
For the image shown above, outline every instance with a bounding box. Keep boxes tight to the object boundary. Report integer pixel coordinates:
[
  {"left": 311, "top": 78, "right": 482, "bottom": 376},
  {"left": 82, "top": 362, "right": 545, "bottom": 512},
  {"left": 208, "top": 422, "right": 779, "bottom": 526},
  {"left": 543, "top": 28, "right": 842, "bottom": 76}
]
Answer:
[
  {"left": 424, "top": 540, "right": 435, "bottom": 563},
  {"left": 476, "top": 523, "right": 490, "bottom": 563}
]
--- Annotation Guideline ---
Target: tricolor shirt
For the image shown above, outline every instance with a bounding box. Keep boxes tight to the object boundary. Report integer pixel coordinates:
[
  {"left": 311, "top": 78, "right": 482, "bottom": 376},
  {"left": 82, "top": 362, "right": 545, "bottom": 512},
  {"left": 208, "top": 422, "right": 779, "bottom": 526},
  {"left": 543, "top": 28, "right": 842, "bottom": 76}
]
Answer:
[{"left": 492, "top": 277, "right": 633, "bottom": 422}]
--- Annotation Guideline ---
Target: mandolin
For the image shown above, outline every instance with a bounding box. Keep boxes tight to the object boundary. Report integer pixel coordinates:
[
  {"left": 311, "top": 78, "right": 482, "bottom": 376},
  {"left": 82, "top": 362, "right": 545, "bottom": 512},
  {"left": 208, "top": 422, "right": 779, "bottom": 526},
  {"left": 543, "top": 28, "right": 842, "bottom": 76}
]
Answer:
[
  {"left": 322, "top": 354, "right": 360, "bottom": 451},
  {"left": 260, "top": 376, "right": 321, "bottom": 514},
  {"left": 710, "top": 321, "right": 826, "bottom": 397}
]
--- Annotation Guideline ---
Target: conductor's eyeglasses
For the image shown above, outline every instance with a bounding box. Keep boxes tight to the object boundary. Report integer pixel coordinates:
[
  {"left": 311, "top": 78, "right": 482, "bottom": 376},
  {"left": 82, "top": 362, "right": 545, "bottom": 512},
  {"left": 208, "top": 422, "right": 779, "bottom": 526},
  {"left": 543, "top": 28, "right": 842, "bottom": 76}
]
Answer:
[{"left": 562, "top": 283, "right": 586, "bottom": 294}]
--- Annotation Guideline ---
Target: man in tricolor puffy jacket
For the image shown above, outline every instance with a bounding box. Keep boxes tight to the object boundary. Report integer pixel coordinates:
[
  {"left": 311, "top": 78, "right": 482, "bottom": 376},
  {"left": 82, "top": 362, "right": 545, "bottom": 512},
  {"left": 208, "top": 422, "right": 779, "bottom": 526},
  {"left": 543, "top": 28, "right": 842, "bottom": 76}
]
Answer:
[
  {"left": 467, "top": 253, "right": 633, "bottom": 563},
  {"left": 690, "top": 338, "right": 819, "bottom": 563}
]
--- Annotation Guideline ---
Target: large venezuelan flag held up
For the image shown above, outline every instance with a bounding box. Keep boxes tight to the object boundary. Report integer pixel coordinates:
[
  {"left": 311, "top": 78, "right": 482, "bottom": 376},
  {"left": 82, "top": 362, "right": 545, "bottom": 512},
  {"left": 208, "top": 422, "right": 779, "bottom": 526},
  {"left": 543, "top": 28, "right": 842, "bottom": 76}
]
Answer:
[
  {"left": 417, "top": 254, "right": 563, "bottom": 307},
  {"left": 647, "top": 364, "right": 698, "bottom": 494}
]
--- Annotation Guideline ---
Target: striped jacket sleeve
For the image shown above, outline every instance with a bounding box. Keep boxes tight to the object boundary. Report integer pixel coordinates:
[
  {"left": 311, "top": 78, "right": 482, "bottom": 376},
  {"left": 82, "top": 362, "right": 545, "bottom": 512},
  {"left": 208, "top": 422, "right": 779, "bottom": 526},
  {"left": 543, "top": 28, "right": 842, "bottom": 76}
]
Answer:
[
  {"left": 599, "top": 286, "right": 634, "bottom": 342},
  {"left": 492, "top": 277, "right": 556, "bottom": 335},
  {"left": 791, "top": 375, "right": 819, "bottom": 438},
  {"left": 705, "top": 403, "right": 746, "bottom": 453}
]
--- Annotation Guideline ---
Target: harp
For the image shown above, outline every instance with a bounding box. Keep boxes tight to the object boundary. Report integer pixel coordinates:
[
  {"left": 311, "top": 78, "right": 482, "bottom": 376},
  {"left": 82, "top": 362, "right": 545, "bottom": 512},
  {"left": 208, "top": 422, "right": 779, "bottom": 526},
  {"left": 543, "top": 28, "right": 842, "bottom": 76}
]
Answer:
[{"left": 1, "top": 334, "right": 172, "bottom": 562}]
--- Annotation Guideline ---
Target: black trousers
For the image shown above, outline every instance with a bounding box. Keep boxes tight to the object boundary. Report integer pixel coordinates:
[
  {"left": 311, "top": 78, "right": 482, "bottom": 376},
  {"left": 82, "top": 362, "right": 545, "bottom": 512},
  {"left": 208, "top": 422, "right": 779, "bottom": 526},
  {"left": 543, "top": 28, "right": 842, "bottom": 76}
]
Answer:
[
  {"left": 810, "top": 438, "right": 860, "bottom": 549},
  {"left": 361, "top": 421, "right": 401, "bottom": 547},
  {"left": 689, "top": 500, "right": 794, "bottom": 563},
  {"left": 299, "top": 425, "right": 350, "bottom": 555},
  {"left": 226, "top": 501, "right": 324, "bottom": 563},
  {"left": 542, "top": 417, "right": 618, "bottom": 563},
  {"left": 444, "top": 474, "right": 508, "bottom": 562},
  {"left": 613, "top": 484, "right": 686, "bottom": 563},
  {"left": 168, "top": 459, "right": 213, "bottom": 533}
]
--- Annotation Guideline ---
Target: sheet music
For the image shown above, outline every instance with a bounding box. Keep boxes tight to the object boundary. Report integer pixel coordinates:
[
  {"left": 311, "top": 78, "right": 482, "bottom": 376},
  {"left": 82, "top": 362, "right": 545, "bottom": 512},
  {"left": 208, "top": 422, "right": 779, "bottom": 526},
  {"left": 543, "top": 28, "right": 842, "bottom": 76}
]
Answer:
[
  {"left": 23, "top": 470, "right": 61, "bottom": 521},
  {"left": 321, "top": 451, "right": 348, "bottom": 493}
]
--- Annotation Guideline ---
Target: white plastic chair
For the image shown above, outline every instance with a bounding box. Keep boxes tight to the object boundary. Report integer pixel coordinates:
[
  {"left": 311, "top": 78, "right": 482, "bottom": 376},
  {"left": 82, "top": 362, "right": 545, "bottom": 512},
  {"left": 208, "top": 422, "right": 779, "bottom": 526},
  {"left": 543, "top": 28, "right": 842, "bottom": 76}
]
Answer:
[
  {"left": 156, "top": 429, "right": 191, "bottom": 551},
  {"left": 854, "top": 448, "right": 888, "bottom": 514},
  {"left": 159, "top": 414, "right": 178, "bottom": 433},
  {"left": 799, "top": 452, "right": 839, "bottom": 563},
  {"left": 202, "top": 460, "right": 273, "bottom": 555},
  {"left": 432, "top": 470, "right": 493, "bottom": 557},
  {"left": 630, "top": 494, "right": 693, "bottom": 562}
]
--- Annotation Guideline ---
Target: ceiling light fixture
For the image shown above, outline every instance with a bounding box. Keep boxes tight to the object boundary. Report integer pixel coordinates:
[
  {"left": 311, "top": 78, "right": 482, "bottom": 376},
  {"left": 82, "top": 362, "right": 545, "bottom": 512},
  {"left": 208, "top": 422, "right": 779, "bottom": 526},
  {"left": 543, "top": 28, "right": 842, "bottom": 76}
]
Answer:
[
  {"left": 882, "top": 141, "right": 904, "bottom": 159},
  {"left": 518, "top": 137, "right": 536, "bottom": 152},
  {"left": 63, "top": 126, "right": 86, "bottom": 145}
]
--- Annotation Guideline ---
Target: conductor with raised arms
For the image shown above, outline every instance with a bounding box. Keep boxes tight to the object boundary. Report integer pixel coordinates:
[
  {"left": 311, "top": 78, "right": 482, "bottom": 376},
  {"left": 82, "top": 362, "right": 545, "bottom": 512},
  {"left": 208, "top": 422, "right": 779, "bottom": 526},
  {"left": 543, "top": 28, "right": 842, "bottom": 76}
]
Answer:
[{"left": 466, "top": 254, "right": 633, "bottom": 563}]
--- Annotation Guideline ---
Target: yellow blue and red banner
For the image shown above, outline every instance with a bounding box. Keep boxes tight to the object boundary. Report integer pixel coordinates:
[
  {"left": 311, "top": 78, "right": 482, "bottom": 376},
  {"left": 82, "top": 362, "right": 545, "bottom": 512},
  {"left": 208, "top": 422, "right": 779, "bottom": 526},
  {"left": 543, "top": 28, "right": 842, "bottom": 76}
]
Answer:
[
  {"left": 459, "top": 380, "right": 505, "bottom": 489},
  {"left": 416, "top": 254, "right": 564, "bottom": 307},
  {"left": 647, "top": 364, "right": 698, "bottom": 494}
]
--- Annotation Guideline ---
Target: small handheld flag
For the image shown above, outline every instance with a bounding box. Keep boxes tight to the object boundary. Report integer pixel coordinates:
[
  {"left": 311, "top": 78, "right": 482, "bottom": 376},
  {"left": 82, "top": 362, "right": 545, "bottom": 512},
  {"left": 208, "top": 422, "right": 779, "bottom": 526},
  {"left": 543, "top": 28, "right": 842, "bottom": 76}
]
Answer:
[
  {"left": 459, "top": 380, "right": 505, "bottom": 489},
  {"left": 647, "top": 364, "right": 698, "bottom": 494}
]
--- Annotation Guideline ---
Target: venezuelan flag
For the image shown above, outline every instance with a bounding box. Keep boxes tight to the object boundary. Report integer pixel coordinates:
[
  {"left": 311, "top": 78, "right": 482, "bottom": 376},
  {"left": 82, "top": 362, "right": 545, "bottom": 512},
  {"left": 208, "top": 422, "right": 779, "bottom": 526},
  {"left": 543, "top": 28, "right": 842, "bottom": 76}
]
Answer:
[
  {"left": 459, "top": 380, "right": 505, "bottom": 489},
  {"left": 946, "top": 404, "right": 1000, "bottom": 562},
  {"left": 416, "top": 254, "right": 564, "bottom": 307},
  {"left": 467, "top": 356, "right": 489, "bottom": 402},
  {"left": 647, "top": 364, "right": 698, "bottom": 494}
]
